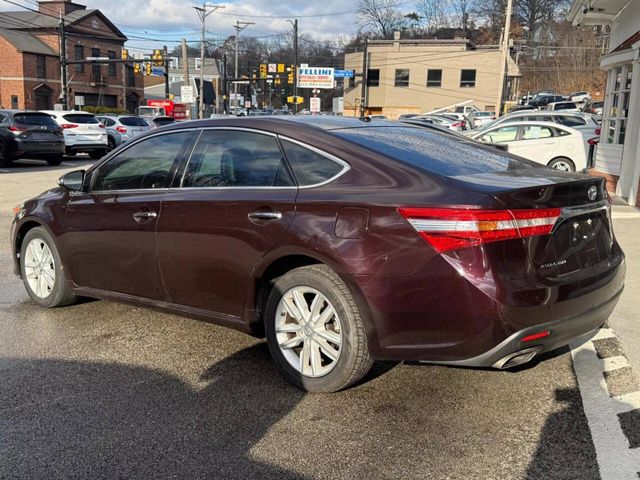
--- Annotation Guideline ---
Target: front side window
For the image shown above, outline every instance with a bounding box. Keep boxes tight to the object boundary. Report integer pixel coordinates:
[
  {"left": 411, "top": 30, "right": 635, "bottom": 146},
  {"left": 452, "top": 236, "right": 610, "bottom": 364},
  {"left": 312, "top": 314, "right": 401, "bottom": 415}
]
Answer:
[
  {"left": 556, "top": 115, "right": 586, "bottom": 127},
  {"left": 395, "top": 69, "right": 410, "bottom": 87},
  {"left": 481, "top": 126, "right": 518, "bottom": 143},
  {"left": 183, "top": 130, "right": 293, "bottom": 188},
  {"left": 460, "top": 69, "right": 476, "bottom": 88},
  {"left": 92, "top": 132, "right": 192, "bottom": 191},
  {"left": 426, "top": 69, "right": 442, "bottom": 87},
  {"left": 367, "top": 69, "right": 380, "bottom": 87},
  {"left": 522, "top": 126, "right": 554, "bottom": 140},
  {"left": 280, "top": 139, "right": 345, "bottom": 186}
]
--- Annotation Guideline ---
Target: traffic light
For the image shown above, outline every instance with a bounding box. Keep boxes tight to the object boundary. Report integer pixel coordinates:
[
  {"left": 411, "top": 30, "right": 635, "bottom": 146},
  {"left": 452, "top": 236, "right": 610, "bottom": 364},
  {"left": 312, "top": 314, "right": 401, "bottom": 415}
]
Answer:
[
  {"left": 287, "top": 65, "right": 294, "bottom": 85},
  {"left": 122, "top": 49, "right": 129, "bottom": 60},
  {"left": 259, "top": 64, "right": 267, "bottom": 79},
  {"left": 145, "top": 62, "right": 152, "bottom": 75},
  {"left": 274, "top": 77, "right": 281, "bottom": 86},
  {"left": 152, "top": 49, "right": 164, "bottom": 67},
  {"left": 134, "top": 63, "right": 141, "bottom": 74}
]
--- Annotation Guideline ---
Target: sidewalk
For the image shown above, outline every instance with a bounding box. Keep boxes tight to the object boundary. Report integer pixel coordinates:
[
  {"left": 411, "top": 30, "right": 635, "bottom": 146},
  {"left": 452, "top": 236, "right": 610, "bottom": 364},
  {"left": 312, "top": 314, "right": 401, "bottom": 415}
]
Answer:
[{"left": 609, "top": 203, "right": 640, "bottom": 374}]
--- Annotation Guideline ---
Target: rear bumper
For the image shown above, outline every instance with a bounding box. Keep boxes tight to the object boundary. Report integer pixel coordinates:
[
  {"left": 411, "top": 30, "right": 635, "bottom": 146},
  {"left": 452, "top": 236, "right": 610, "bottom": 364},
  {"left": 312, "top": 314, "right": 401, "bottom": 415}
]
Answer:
[
  {"left": 13, "top": 140, "right": 64, "bottom": 157},
  {"left": 66, "top": 144, "right": 107, "bottom": 153}
]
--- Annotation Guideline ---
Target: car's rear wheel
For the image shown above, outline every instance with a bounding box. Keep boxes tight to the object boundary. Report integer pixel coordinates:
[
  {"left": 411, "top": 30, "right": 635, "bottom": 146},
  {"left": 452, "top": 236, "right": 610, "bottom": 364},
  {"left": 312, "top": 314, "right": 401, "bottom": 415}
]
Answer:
[
  {"left": 265, "top": 265, "right": 373, "bottom": 392},
  {"left": 107, "top": 137, "right": 116, "bottom": 152},
  {"left": 548, "top": 157, "right": 575, "bottom": 172},
  {"left": 46, "top": 156, "right": 63, "bottom": 166},
  {"left": 20, "top": 227, "right": 76, "bottom": 308}
]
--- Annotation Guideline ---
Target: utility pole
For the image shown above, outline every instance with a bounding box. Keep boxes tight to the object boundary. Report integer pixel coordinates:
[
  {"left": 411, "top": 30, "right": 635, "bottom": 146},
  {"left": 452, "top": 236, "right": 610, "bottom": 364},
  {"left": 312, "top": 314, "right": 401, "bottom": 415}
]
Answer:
[
  {"left": 182, "top": 38, "right": 191, "bottom": 118},
  {"left": 495, "top": 0, "right": 513, "bottom": 117},
  {"left": 163, "top": 45, "right": 170, "bottom": 100},
  {"left": 292, "top": 19, "right": 298, "bottom": 114},
  {"left": 360, "top": 38, "right": 368, "bottom": 118},
  {"left": 223, "top": 53, "right": 228, "bottom": 113},
  {"left": 58, "top": 16, "right": 68, "bottom": 110},
  {"left": 194, "top": 2, "right": 224, "bottom": 119},
  {"left": 233, "top": 20, "right": 253, "bottom": 114}
]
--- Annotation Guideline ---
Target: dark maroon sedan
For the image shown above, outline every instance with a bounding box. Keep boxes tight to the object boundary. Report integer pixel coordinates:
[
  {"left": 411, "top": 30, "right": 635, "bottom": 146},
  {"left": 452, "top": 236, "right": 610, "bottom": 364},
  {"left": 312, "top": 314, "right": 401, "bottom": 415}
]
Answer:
[{"left": 10, "top": 117, "right": 625, "bottom": 392}]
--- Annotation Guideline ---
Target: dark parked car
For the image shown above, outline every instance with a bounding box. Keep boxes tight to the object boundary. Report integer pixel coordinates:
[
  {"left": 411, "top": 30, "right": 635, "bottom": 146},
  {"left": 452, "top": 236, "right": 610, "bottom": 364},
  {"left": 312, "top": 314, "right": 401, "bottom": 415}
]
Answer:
[
  {"left": 529, "top": 95, "right": 565, "bottom": 108},
  {"left": 11, "top": 117, "right": 625, "bottom": 392},
  {"left": 0, "top": 110, "right": 64, "bottom": 167}
]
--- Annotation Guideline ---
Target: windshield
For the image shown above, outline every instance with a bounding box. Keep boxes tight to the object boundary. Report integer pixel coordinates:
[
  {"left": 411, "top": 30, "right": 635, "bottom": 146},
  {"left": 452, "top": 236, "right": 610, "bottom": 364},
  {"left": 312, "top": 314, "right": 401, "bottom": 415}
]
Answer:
[
  {"left": 119, "top": 116, "right": 149, "bottom": 127},
  {"left": 62, "top": 114, "right": 99, "bottom": 124}
]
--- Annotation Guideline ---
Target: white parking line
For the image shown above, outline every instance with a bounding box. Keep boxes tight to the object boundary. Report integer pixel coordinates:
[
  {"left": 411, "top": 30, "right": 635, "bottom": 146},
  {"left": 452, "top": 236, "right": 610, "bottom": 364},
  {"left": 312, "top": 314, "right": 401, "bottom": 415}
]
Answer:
[
  {"left": 601, "top": 355, "right": 630, "bottom": 372},
  {"left": 571, "top": 333, "right": 640, "bottom": 480}
]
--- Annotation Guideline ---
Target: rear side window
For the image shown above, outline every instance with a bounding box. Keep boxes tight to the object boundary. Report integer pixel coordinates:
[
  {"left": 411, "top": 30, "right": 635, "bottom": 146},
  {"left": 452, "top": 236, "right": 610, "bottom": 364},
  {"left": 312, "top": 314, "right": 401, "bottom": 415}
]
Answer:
[
  {"left": 522, "top": 126, "right": 554, "bottom": 139},
  {"left": 14, "top": 113, "right": 58, "bottom": 127},
  {"left": 63, "top": 114, "right": 99, "bottom": 124},
  {"left": 480, "top": 125, "right": 518, "bottom": 143},
  {"left": 183, "top": 130, "right": 293, "bottom": 188},
  {"left": 119, "top": 117, "right": 149, "bottom": 127},
  {"left": 280, "top": 139, "right": 345, "bottom": 186},
  {"left": 556, "top": 116, "right": 586, "bottom": 127},
  {"left": 333, "top": 126, "right": 533, "bottom": 177}
]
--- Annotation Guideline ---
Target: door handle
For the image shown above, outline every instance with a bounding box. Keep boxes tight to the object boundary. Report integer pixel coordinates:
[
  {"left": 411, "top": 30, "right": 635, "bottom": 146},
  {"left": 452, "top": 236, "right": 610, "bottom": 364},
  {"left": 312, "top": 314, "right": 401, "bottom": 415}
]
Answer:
[
  {"left": 248, "top": 211, "right": 282, "bottom": 220},
  {"left": 133, "top": 210, "right": 157, "bottom": 220}
]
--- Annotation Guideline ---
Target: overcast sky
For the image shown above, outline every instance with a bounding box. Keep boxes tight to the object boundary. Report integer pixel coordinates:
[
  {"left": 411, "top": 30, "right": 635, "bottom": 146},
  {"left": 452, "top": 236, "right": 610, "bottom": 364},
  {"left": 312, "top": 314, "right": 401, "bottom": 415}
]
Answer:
[{"left": 0, "top": 0, "right": 366, "bottom": 52}]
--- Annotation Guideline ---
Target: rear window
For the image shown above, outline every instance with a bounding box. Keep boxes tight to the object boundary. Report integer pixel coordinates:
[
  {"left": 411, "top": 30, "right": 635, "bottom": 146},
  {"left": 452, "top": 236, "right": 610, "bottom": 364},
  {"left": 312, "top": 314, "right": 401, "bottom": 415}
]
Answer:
[
  {"left": 153, "top": 118, "right": 174, "bottom": 126},
  {"left": 556, "top": 115, "right": 587, "bottom": 127},
  {"left": 63, "top": 114, "right": 99, "bottom": 124},
  {"left": 119, "top": 116, "right": 149, "bottom": 127},
  {"left": 333, "top": 126, "right": 533, "bottom": 177},
  {"left": 475, "top": 112, "right": 493, "bottom": 117},
  {"left": 14, "top": 113, "right": 58, "bottom": 127}
]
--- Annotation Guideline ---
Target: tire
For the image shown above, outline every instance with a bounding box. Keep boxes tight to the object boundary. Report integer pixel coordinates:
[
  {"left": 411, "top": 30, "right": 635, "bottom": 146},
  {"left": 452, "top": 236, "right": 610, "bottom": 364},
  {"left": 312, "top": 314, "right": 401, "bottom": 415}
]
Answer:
[
  {"left": 0, "top": 141, "right": 9, "bottom": 167},
  {"left": 46, "top": 156, "right": 63, "bottom": 166},
  {"left": 548, "top": 157, "right": 575, "bottom": 172},
  {"left": 89, "top": 149, "right": 106, "bottom": 160},
  {"left": 107, "top": 136, "right": 116, "bottom": 152},
  {"left": 265, "top": 265, "right": 373, "bottom": 392},
  {"left": 20, "top": 227, "right": 76, "bottom": 308},
  {"left": 65, "top": 148, "right": 75, "bottom": 157}
]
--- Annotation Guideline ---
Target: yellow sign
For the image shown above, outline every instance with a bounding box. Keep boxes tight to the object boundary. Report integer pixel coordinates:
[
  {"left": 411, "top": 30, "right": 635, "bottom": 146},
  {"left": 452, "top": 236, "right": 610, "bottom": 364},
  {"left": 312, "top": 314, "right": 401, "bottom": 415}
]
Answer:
[
  {"left": 277, "top": 63, "right": 285, "bottom": 73},
  {"left": 287, "top": 96, "right": 304, "bottom": 104}
]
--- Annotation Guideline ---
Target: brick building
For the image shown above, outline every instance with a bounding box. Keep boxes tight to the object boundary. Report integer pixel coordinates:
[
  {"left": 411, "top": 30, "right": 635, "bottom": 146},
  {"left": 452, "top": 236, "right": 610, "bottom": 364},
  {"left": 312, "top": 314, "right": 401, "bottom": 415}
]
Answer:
[{"left": 0, "top": 0, "right": 144, "bottom": 112}]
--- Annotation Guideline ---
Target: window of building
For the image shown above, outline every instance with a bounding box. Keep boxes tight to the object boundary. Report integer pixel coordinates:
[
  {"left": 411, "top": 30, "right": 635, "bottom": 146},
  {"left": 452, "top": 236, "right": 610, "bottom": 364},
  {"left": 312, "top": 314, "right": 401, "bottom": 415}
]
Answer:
[
  {"left": 603, "top": 64, "right": 632, "bottom": 145},
  {"left": 394, "top": 69, "right": 409, "bottom": 87},
  {"left": 349, "top": 76, "right": 356, "bottom": 88},
  {"left": 460, "top": 69, "right": 476, "bottom": 88},
  {"left": 10, "top": 95, "right": 18, "bottom": 109},
  {"left": 126, "top": 65, "right": 135, "bottom": 87},
  {"left": 107, "top": 50, "right": 116, "bottom": 76},
  {"left": 367, "top": 69, "right": 380, "bottom": 87},
  {"left": 91, "top": 48, "right": 101, "bottom": 80},
  {"left": 426, "top": 69, "right": 442, "bottom": 87},
  {"left": 36, "top": 55, "right": 46, "bottom": 78},
  {"left": 74, "top": 45, "right": 84, "bottom": 73}
]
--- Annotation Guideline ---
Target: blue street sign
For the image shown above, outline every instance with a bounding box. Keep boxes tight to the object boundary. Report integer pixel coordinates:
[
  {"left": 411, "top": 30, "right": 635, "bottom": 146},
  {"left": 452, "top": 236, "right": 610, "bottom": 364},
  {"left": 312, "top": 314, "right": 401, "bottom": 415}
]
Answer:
[
  {"left": 334, "top": 69, "right": 354, "bottom": 78},
  {"left": 151, "top": 67, "right": 165, "bottom": 76}
]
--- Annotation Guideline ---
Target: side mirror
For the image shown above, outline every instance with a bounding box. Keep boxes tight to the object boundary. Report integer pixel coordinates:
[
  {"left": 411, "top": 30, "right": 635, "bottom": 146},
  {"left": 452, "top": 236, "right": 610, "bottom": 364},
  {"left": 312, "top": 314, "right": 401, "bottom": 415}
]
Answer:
[{"left": 58, "top": 170, "right": 85, "bottom": 191}]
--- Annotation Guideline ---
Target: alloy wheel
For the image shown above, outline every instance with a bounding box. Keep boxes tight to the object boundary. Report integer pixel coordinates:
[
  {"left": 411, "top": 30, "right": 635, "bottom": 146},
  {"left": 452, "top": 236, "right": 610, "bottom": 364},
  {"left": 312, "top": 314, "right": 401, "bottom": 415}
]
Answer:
[
  {"left": 552, "top": 161, "right": 572, "bottom": 172},
  {"left": 24, "top": 238, "right": 56, "bottom": 299},
  {"left": 275, "top": 286, "right": 342, "bottom": 378}
]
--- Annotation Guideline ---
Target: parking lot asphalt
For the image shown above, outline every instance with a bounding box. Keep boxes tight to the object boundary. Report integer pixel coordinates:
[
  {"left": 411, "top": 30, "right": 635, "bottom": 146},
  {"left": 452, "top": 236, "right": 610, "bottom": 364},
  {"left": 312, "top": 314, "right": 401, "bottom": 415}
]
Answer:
[{"left": 0, "top": 159, "right": 605, "bottom": 479}]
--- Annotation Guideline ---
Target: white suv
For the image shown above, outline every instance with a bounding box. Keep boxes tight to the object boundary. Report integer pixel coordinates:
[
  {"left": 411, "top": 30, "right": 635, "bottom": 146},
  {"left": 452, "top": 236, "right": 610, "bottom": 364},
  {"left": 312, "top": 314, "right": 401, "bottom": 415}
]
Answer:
[{"left": 42, "top": 110, "right": 108, "bottom": 159}]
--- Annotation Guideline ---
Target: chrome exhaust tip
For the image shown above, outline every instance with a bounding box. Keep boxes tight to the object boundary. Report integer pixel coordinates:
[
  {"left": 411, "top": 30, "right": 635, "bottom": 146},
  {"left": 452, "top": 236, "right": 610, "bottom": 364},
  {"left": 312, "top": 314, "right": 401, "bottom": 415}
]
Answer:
[{"left": 493, "top": 349, "right": 537, "bottom": 369}]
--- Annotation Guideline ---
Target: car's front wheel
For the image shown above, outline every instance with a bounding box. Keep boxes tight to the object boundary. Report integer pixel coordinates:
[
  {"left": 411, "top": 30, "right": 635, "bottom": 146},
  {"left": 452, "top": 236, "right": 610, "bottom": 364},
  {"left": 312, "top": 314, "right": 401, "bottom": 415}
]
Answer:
[
  {"left": 20, "top": 227, "right": 76, "bottom": 308},
  {"left": 89, "top": 149, "right": 106, "bottom": 160},
  {"left": 265, "top": 265, "right": 373, "bottom": 392},
  {"left": 46, "top": 155, "right": 63, "bottom": 166}
]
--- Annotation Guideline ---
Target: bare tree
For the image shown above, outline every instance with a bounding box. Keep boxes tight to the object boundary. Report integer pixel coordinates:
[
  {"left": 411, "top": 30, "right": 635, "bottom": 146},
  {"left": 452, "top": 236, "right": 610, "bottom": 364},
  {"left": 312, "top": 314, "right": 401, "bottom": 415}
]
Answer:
[
  {"left": 357, "top": 0, "right": 407, "bottom": 38},
  {"left": 514, "top": 0, "right": 569, "bottom": 45},
  {"left": 451, "top": 0, "right": 474, "bottom": 36},
  {"left": 415, "top": 0, "right": 450, "bottom": 33}
]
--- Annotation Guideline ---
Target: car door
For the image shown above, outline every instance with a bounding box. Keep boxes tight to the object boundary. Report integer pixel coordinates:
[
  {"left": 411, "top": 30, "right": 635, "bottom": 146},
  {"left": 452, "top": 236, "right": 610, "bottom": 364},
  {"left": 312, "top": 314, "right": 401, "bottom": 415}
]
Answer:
[
  {"left": 62, "top": 130, "right": 195, "bottom": 299},
  {"left": 155, "top": 128, "right": 297, "bottom": 318}
]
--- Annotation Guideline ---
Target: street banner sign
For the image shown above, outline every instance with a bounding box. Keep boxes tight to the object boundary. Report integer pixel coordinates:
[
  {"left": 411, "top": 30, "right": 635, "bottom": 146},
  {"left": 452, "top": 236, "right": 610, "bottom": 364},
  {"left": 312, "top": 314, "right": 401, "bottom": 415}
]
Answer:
[
  {"left": 245, "top": 100, "right": 252, "bottom": 108},
  {"left": 334, "top": 69, "right": 354, "bottom": 78},
  {"left": 310, "top": 97, "right": 321, "bottom": 113},
  {"left": 297, "top": 67, "right": 335, "bottom": 89}
]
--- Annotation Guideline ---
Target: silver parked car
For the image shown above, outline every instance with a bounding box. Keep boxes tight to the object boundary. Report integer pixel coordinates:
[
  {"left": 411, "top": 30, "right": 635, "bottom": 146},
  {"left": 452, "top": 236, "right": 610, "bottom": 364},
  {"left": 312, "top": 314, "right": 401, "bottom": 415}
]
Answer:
[
  {"left": 96, "top": 115, "right": 151, "bottom": 151},
  {"left": 410, "top": 114, "right": 466, "bottom": 132}
]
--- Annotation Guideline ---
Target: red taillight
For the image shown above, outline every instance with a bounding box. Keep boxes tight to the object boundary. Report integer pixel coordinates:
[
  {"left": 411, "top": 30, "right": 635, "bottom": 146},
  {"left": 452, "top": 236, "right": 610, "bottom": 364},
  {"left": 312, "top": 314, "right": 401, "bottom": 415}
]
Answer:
[
  {"left": 116, "top": 126, "right": 127, "bottom": 133},
  {"left": 588, "top": 137, "right": 599, "bottom": 145},
  {"left": 595, "top": 127, "right": 601, "bottom": 135},
  {"left": 452, "top": 122, "right": 463, "bottom": 127},
  {"left": 60, "top": 123, "right": 78, "bottom": 129},
  {"left": 397, "top": 207, "right": 562, "bottom": 253},
  {"left": 521, "top": 330, "right": 551, "bottom": 343},
  {"left": 99, "top": 123, "right": 106, "bottom": 129},
  {"left": 8, "top": 125, "right": 26, "bottom": 132}
]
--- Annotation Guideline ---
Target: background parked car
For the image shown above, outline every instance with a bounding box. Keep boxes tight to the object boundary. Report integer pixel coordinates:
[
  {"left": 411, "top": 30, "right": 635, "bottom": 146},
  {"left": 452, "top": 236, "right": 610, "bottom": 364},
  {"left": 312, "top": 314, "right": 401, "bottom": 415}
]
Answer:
[
  {"left": 43, "top": 110, "right": 107, "bottom": 159},
  {"left": 545, "top": 101, "right": 580, "bottom": 112},
  {"left": 509, "top": 105, "right": 537, "bottom": 113},
  {"left": 0, "top": 110, "right": 64, "bottom": 166},
  {"left": 411, "top": 114, "right": 466, "bottom": 131},
  {"left": 528, "top": 94, "right": 565, "bottom": 108},
  {"left": 147, "top": 116, "right": 176, "bottom": 129},
  {"left": 96, "top": 115, "right": 151, "bottom": 151},
  {"left": 583, "top": 101, "right": 604, "bottom": 116},
  {"left": 570, "top": 91, "right": 592, "bottom": 103},
  {"left": 467, "top": 110, "right": 496, "bottom": 129},
  {"left": 470, "top": 120, "right": 588, "bottom": 171}
]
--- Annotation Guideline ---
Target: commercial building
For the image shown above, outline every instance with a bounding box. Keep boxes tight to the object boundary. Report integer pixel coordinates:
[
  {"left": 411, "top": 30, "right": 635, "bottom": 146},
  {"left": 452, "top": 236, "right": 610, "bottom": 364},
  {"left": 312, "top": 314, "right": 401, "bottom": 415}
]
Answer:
[
  {"left": 343, "top": 33, "right": 521, "bottom": 118},
  {"left": 0, "top": 0, "right": 144, "bottom": 112},
  {"left": 568, "top": 0, "right": 640, "bottom": 207}
]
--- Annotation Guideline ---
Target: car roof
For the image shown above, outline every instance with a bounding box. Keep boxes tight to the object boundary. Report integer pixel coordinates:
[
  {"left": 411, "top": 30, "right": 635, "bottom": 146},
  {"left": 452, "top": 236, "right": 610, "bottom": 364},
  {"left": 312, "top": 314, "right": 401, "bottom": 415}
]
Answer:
[
  {"left": 41, "top": 110, "right": 95, "bottom": 115},
  {"left": 475, "top": 120, "right": 578, "bottom": 132}
]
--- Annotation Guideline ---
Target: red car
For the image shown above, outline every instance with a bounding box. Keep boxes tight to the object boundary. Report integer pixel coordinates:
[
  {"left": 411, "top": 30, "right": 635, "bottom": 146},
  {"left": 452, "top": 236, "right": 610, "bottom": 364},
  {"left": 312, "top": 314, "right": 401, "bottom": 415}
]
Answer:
[{"left": 10, "top": 117, "right": 625, "bottom": 392}]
